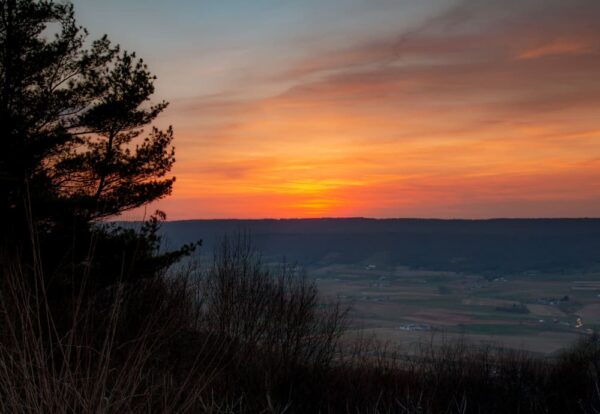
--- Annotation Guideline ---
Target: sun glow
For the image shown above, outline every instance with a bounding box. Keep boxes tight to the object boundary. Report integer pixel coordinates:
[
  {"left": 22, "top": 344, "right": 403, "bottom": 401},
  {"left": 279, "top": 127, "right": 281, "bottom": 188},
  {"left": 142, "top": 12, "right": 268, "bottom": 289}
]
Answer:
[{"left": 130, "top": 0, "right": 600, "bottom": 220}]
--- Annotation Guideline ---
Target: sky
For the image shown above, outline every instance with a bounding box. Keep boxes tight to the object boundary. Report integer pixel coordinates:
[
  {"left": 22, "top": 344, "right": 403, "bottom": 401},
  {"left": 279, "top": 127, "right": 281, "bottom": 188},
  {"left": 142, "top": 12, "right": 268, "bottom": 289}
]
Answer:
[{"left": 74, "top": 0, "right": 600, "bottom": 219}]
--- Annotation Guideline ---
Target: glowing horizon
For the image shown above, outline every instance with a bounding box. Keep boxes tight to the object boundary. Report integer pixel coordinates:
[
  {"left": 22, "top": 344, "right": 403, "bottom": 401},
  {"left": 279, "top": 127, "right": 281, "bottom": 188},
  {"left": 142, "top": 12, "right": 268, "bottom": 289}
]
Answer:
[{"left": 77, "top": 0, "right": 600, "bottom": 220}]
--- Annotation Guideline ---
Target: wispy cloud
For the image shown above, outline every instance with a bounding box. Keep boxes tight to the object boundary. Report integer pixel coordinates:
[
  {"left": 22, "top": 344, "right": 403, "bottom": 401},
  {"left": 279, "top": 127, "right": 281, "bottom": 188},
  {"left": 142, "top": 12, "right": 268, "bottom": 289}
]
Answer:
[{"left": 151, "top": 0, "right": 600, "bottom": 219}]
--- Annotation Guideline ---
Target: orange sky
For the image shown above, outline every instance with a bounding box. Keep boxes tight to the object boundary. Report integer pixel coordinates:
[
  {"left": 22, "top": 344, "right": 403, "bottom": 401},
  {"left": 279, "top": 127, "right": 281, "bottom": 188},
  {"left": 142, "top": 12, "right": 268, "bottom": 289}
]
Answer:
[{"left": 100, "top": 0, "right": 600, "bottom": 220}]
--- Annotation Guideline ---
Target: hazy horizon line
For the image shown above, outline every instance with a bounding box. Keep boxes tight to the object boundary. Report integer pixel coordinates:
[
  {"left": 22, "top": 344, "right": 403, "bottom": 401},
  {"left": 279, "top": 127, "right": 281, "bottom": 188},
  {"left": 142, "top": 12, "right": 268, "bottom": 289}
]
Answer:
[{"left": 116, "top": 216, "right": 600, "bottom": 222}]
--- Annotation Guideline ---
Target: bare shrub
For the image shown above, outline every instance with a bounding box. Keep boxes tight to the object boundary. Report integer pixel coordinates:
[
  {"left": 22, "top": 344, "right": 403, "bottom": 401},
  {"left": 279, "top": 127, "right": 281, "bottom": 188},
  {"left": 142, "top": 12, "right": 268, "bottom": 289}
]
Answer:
[
  {"left": 197, "top": 234, "right": 348, "bottom": 410},
  {"left": 201, "top": 234, "right": 347, "bottom": 370}
]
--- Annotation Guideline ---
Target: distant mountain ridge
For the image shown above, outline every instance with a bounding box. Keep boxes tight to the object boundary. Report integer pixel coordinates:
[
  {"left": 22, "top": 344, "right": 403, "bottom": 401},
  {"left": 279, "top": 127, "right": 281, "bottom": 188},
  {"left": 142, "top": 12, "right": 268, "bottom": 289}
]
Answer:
[{"left": 141, "top": 218, "right": 600, "bottom": 274}]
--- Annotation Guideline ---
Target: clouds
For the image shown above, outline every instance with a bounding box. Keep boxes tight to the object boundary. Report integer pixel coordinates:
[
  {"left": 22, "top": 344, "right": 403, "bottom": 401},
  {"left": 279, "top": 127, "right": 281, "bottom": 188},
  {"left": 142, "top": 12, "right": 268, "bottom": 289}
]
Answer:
[
  {"left": 148, "top": 0, "right": 600, "bottom": 219},
  {"left": 278, "top": 0, "right": 600, "bottom": 115}
]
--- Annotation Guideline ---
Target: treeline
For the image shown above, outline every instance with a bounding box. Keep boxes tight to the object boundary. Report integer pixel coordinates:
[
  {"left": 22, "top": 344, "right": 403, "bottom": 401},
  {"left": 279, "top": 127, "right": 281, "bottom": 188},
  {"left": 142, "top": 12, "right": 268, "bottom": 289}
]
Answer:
[{"left": 156, "top": 218, "right": 600, "bottom": 274}]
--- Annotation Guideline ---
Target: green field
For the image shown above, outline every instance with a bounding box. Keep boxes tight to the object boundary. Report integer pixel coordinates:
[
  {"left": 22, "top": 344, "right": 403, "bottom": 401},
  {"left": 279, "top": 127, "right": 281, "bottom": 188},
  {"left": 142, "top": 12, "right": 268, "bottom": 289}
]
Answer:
[{"left": 311, "top": 264, "right": 599, "bottom": 355}]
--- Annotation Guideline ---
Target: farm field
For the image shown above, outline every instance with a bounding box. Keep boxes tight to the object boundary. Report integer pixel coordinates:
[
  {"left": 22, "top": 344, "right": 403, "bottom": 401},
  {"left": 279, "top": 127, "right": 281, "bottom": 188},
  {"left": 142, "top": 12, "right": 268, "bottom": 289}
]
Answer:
[{"left": 311, "top": 264, "right": 599, "bottom": 355}]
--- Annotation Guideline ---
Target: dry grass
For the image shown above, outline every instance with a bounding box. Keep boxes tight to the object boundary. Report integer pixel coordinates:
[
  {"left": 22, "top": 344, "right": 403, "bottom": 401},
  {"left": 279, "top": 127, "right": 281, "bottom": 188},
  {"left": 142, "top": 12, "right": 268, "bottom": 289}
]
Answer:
[{"left": 0, "top": 256, "right": 221, "bottom": 413}]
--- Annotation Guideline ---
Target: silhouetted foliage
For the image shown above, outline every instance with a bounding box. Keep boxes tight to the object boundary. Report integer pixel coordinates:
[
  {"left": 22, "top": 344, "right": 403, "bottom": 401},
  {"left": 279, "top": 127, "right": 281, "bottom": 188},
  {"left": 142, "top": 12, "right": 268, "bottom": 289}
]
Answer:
[
  {"left": 0, "top": 0, "right": 193, "bottom": 295},
  {"left": 0, "top": 0, "right": 174, "bottom": 249}
]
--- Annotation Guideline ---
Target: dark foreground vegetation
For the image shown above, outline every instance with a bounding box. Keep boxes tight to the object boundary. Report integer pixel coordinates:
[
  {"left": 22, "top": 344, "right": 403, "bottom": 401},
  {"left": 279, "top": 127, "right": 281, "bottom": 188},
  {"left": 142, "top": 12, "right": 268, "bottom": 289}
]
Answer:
[
  {"left": 2, "top": 236, "right": 600, "bottom": 413},
  {"left": 1, "top": 0, "right": 599, "bottom": 412}
]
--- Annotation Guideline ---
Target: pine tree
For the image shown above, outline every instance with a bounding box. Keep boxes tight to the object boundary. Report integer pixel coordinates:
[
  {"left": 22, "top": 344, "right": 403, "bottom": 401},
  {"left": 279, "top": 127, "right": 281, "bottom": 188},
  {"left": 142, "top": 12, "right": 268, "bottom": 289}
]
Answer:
[
  {"left": 0, "top": 0, "right": 192, "bottom": 288},
  {"left": 0, "top": 0, "right": 175, "bottom": 238}
]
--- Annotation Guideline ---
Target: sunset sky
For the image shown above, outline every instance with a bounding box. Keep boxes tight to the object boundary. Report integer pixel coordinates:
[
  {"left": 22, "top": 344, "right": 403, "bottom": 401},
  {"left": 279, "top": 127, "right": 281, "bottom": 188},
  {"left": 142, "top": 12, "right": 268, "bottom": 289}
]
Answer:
[{"left": 75, "top": 0, "right": 600, "bottom": 219}]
